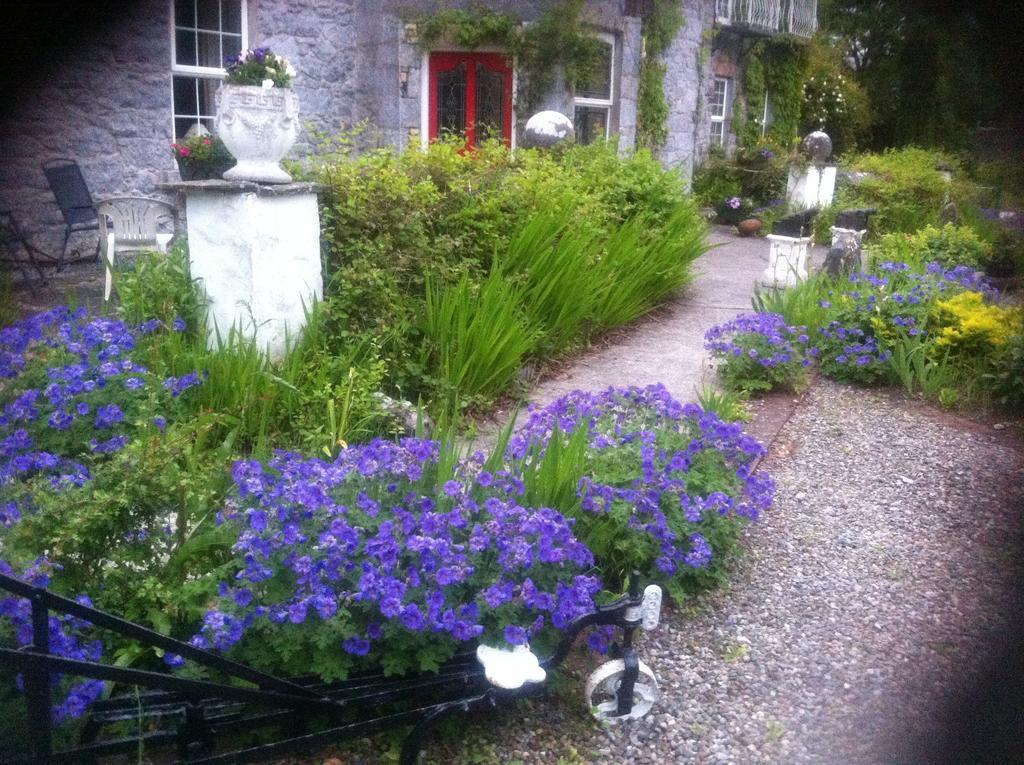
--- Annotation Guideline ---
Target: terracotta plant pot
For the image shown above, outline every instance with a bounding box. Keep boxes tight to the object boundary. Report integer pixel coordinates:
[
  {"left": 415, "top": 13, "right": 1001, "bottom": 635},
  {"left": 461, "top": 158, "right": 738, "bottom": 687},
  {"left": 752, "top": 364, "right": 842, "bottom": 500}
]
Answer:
[{"left": 736, "top": 218, "right": 763, "bottom": 237}]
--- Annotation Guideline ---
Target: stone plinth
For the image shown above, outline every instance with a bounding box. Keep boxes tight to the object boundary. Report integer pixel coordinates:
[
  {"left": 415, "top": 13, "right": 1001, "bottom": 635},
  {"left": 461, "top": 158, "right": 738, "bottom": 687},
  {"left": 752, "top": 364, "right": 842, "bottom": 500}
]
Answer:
[
  {"left": 160, "top": 180, "right": 323, "bottom": 361},
  {"left": 762, "top": 234, "right": 812, "bottom": 289},
  {"left": 787, "top": 164, "right": 837, "bottom": 210},
  {"left": 824, "top": 226, "right": 868, "bottom": 279}
]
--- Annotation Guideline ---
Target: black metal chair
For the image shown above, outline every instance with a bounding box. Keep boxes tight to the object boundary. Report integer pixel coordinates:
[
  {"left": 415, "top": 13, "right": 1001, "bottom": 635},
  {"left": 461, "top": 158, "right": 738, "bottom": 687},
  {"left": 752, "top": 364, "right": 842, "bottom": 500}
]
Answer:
[
  {"left": 41, "top": 158, "right": 100, "bottom": 266},
  {"left": 0, "top": 209, "right": 51, "bottom": 289}
]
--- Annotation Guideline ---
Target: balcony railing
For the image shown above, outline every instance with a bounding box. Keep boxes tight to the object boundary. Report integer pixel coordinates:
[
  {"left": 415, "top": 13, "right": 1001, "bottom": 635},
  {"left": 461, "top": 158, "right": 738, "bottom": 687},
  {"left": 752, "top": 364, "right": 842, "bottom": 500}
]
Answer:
[{"left": 715, "top": 0, "right": 818, "bottom": 37}]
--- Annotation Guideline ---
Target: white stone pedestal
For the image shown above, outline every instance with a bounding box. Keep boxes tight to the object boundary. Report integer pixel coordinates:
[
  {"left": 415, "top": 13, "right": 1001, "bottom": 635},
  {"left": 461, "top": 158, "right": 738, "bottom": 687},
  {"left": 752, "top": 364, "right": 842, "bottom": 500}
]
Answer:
[
  {"left": 762, "top": 234, "right": 812, "bottom": 289},
  {"left": 161, "top": 180, "right": 323, "bottom": 361},
  {"left": 787, "top": 164, "right": 837, "bottom": 210}
]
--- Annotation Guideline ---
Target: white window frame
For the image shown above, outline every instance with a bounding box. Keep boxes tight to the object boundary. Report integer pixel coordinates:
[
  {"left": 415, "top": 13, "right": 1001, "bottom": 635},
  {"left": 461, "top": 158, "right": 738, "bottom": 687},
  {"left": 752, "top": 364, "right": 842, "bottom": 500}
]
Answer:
[
  {"left": 709, "top": 76, "right": 730, "bottom": 147},
  {"left": 170, "top": 0, "right": 248, "bottom": 139},
  {"left": 573, "top": 32, "right": 615, "bottom": 144}
]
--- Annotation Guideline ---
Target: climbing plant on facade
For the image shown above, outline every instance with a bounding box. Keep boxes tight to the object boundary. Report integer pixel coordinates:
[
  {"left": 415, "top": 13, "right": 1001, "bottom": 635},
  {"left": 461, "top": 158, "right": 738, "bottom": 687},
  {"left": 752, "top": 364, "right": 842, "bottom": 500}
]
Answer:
[
  {"left": 636, "top": 0, "right": 685, "bottom": 150},
  {"left": 734, "top": 36, "right": 809, "bottom": 151}
]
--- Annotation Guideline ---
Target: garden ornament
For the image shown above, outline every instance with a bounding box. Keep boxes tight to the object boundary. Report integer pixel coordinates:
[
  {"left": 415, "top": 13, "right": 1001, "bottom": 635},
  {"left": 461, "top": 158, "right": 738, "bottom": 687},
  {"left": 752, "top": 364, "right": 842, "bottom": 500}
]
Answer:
[
  {"left": 476, "top": 644, "right": 547, "bottom": 689},
  {"left": 584, "top": 583, "right": 663, "bottom": 723},
  {"left": 802, "top": 130, "right": 832, "bottom": 164},
  {"left": 825, "top": 208, "right": 876, "bottom": 279},
  {"left": 524, "top": 111, "right": 574, "bottom": 148}
]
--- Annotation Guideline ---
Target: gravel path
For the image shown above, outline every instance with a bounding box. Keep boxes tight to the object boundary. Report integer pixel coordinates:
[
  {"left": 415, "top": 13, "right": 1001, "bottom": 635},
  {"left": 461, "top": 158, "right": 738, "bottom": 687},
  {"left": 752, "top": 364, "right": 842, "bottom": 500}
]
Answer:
[{"left": 412, "top": 381, "right": 1024, "bottom": 765}]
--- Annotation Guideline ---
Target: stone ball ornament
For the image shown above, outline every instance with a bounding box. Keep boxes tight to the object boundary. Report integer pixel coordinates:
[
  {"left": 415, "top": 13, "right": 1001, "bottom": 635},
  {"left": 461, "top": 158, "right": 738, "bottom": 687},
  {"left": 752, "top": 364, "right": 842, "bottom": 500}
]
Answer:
[
  {"left": 802, "top": 130, "right": 833, "bottom": 163},
  {"left": 523, "top": 110, "right": 574, "bottom": 148}
]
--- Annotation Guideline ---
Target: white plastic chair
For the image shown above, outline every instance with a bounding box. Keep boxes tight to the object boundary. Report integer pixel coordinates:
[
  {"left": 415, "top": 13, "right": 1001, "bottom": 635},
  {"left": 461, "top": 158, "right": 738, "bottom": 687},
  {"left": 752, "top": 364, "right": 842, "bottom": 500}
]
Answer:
[{"left": 95, "top": 196, "right": 177, "bottom": 301}]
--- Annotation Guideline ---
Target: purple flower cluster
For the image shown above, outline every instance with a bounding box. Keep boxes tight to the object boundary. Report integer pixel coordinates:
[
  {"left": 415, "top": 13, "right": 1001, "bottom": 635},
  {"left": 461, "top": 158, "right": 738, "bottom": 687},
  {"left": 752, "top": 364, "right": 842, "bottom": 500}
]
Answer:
[
  {"left": 812, "top": 260, "right": 993, "bottom": 383},
  {"left": 705, "top": 313, "right": 813, "bottom": 370},
  {"left": 0, "top": 308, "right": 205, "bottom": 467},
  {"left": 0, "top": 558, "right": 104, "bottom": 722},
  {"left": 192, "top": 440, "right": 600, "bottom": 665},
  {"left": 818, "top": 322, "right": 891, "bottom": 367},
  {"left": 508, "top": 385, "right": 774, "bottom": 578}
]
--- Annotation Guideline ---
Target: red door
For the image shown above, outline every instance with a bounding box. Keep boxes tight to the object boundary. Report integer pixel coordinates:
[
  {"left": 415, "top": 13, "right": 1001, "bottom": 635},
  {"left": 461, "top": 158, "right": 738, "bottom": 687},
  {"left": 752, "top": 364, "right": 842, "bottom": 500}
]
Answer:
[{"left": 428, "top": 52, "right": 513, "bottom": 148}]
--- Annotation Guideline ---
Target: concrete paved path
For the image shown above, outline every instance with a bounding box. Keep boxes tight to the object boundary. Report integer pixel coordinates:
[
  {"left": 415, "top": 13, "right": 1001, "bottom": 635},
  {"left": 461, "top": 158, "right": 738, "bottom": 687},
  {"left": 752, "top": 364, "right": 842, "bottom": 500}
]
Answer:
[{"left": 509, "top": 226, "right": 825, "bottom": 413}]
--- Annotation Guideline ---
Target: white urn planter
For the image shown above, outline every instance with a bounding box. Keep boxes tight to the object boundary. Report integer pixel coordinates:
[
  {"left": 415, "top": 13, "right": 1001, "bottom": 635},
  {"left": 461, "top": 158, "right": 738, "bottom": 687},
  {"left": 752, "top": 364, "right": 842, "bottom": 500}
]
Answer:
[{"left": 215, "top": 84, "right": 299, "bottom": 184}]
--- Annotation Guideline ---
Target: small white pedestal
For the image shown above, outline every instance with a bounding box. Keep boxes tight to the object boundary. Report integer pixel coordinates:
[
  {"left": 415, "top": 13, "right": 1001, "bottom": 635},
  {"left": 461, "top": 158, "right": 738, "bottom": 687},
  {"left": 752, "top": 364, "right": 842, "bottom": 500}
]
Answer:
[
  {"left": 762, "top": 234, "right": 812, "bottom": 289},
  {"left": 162, "top": 180, "right": 323, "bottom": 361},
  {"left": 787, "top": 164, "right": 837, "bottom": 210}
]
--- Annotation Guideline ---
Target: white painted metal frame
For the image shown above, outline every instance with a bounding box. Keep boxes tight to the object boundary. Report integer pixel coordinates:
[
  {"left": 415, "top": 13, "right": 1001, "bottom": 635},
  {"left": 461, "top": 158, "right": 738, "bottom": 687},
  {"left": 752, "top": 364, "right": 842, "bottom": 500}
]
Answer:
[
  {"left": 170, "top": 0, "right": 249, "bottom": 139},
  {"left": 716, "top": 0, "right": 816, "bottom": 36},
  {"left": 709, "top": 76, "right": 730, "bottom": 147},
  {"left": 572, "top": 31, "right": 615, "bottom": 143}
]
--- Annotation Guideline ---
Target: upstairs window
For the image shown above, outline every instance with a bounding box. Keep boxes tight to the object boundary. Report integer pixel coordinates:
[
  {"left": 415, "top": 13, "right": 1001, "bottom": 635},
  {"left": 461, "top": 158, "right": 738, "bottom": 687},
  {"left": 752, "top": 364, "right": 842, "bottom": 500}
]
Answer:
[
  {"left": 573, "top": 34, "right": 614, "bottom": 145},
  {"left": 709, "top": 76, "right": 730, "bottom": 147},
  {"left": 172, "top": 0, "right": 247, "bottom": 139}
]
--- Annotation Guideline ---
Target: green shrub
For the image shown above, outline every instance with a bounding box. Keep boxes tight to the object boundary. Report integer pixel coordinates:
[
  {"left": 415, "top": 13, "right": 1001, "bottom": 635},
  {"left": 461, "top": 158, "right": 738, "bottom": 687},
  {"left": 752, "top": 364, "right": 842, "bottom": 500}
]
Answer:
[
  {"left": 831, "top": 147, "right": 957, "bottom": 236},
  {"left": 502, "top": 208, "right": 601, "bottom": 352},
  {"left": 692, "top": 158, "right": 743, "bottom": 209},
  {"left": 704, "top": 313, "right": 813, "bottom": 394},
  {"left": 589, "top": 203, "right": 707, "bottom": 329},
  {"left": 0, "top": 269, "right": 15, "bottom": 327},
  {"left": 115, "top": 244, "right": 203, "bottom": 331},
  {"left": 752, "top": 274, "right": 834, "bottom": 336},
  {"left": 314, "top": 137, "right": 703, "bottom": 411},
  {"left": 508, "top": 386, "right": 772, "bottom": 601},
  {"left": 868, "top": 224, "right": 990, "bottom": 271},
  {"left": 984, "top": 332, "right": 1024, "bottom": 412}
]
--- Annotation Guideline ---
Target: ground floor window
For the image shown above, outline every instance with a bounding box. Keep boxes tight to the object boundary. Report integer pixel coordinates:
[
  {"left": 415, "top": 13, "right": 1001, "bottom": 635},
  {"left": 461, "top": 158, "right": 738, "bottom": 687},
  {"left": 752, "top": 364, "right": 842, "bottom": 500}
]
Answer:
[
  {"left": 709, "top": 76, "right": 730, "bottom": 147},
  {"left": 573, "top": 33, "right": 615, "bottom": 145},
  {"left": 428, "top": 52, "right": 513, "bottom": 148},
  {"left": 172, "top": 0, "right": 247, "bottom": 139}
]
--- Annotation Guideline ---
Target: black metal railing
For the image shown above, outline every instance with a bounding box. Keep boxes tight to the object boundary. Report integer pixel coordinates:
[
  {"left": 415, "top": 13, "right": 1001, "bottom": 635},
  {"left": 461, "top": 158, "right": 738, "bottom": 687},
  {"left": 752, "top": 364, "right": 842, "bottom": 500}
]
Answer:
[{"left": 0, "top": 571, "right": 652, "bottom": 765}]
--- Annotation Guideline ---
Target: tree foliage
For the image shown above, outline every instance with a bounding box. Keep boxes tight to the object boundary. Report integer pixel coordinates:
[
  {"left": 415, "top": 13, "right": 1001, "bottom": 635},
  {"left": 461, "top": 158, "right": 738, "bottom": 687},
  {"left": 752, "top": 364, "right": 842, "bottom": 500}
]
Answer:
[{"left": 819, "top": 0, "right": 1023, "bottom": 149}]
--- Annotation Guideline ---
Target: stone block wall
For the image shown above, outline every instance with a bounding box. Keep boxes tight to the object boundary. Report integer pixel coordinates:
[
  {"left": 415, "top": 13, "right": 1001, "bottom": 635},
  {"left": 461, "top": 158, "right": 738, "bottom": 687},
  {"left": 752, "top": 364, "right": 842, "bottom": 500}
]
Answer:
[
  {"left": 658, "top": 0, "right": 715, "bottom": 181},
  {"left": 0, "top": 0, "right": 175, "bottom": 253},
  {"left": 255, "top": 0, "right": 358, "bottom": 151}
]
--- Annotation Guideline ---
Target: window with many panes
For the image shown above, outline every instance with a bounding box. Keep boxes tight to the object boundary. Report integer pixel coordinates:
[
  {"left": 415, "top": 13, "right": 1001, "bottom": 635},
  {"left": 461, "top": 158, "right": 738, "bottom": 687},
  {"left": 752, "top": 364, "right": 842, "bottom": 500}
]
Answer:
[
  {"left": 709, "top": 76, "right": 730, "bottom": 147},
  {"left": 172, "top": 0, "right": 246, "bottom": 139},
  {"left": 573, "top": 34, "right": 614, "bottom": 145}
]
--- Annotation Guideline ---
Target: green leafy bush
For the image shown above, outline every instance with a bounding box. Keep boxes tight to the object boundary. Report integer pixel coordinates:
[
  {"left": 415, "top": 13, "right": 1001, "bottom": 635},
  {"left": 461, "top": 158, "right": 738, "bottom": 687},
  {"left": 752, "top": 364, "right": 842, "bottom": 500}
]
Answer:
[
  {"left": 868, "top": 224, "right": 990, "bottom": 271},
  {"left": 421, "top": 268, "right": 537, "bottom": 411},
  {"left": 830, "top": 147, "right": 959, "bottom": 237},
  {"left": 984, "top": 332, "right": 1024, "bottom": 411},
  {"left": 507, "top": 386, "right": 773, "bottom": 602},
  {"left": 704, "top": 313, "right": 813, "bottom": 394},
  {"left": 314, "top": 138, "right": 703, "bottom": 411}
]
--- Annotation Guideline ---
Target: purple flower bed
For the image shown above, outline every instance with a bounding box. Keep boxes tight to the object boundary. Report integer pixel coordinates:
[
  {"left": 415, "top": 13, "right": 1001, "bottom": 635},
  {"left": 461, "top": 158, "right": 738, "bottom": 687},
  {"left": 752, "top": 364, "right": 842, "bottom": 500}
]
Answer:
[
  {"left": 174, "top": 441, "right": 601, "bottom": 677},
  {"left": 507, "top": 385, "right": 774, "bottom": 601},
  {"left": 704, "top": 313, "right": 814, "bottom": 393},
  {"left": 0, "top": 306, "right": 775, "bottom": 723},
  {"left": 1, "top": 307, "right": 199, "bottom": 722}
]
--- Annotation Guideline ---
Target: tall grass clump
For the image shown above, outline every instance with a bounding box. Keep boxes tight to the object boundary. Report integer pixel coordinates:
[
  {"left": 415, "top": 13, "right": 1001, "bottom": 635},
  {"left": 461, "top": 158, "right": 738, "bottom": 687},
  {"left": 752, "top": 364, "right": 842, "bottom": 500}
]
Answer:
[
  {"left": 422, "top": 268, "right": 538, "bottom": 412},
  {"left": 591, "top": 203, "right": 708, "bottom": 329},
  {"left": 502, "top": 209, "right": 601, "bottom": 352}
]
